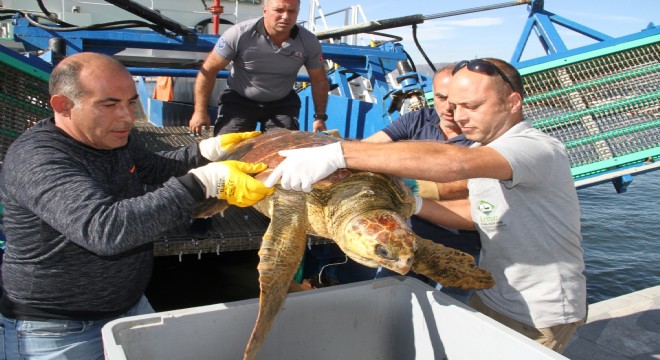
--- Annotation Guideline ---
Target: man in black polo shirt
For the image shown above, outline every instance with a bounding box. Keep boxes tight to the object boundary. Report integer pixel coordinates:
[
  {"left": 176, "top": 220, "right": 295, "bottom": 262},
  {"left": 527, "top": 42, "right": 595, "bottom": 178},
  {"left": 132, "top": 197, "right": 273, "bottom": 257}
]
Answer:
[{"left": 189, "top": 0, "right": 329, "bottom": 135}]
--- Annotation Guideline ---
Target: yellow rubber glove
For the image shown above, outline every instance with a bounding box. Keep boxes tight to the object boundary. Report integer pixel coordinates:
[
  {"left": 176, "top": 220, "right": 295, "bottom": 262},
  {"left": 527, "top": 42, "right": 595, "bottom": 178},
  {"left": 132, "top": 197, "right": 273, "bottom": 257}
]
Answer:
[
  {"left": 417, "top": 180, "right": 440, "bottom": 200},
  {"left": 198, "top": 131, "right": 262, "bottom": 161},
  {"left": 219, "top": 160, "right": 274, "bottom": 207},
  {"left": 188, "top": 160, "right": 274, "bottom": 207}
]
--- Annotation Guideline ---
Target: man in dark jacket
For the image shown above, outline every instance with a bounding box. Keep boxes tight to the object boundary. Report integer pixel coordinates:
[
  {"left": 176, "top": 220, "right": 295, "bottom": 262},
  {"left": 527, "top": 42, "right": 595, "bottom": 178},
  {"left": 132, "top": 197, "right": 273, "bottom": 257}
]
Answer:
[{"left": 0, "top": 52, "right": 273, "bottom": 359}]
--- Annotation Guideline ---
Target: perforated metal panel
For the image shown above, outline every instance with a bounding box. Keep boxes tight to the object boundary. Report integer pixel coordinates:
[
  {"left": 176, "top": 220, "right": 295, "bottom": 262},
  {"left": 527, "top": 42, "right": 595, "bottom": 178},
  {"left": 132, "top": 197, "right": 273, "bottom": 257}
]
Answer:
[
  {"left": 0, "top": 53, "right": 51, "bottom": 166},
  {"left": 520, "top": 35, "right": 660, "bottom": 183}
]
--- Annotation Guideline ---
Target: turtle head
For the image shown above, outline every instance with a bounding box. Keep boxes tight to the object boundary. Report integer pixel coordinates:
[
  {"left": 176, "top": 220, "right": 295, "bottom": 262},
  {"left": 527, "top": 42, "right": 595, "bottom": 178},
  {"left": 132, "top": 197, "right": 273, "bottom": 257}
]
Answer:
[
  {"left": 339, "top": 209, "right": 415, "bottom": 274},
  {"left": 324, "top": 172, "right": 417, "bottom": 274}
]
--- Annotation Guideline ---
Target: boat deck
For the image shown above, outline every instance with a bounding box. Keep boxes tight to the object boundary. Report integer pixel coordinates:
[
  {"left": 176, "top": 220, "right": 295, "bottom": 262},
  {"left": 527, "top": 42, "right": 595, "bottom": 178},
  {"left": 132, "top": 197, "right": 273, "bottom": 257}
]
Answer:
[{"left": 564, "top": 285, "right": 660, "bottom": 359}]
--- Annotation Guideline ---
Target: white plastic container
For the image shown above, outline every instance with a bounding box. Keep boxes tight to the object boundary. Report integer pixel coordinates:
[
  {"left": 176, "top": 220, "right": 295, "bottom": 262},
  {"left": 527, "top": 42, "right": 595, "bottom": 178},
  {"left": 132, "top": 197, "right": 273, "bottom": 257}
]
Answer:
[{"left": 102, "top": 277, "right": 567, "bottom": 360}]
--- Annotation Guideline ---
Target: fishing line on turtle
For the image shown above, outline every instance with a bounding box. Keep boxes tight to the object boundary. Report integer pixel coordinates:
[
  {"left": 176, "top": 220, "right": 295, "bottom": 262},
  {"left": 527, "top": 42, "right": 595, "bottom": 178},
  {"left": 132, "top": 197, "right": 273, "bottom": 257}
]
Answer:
[{"left": 318, "top": 255, "right": 348, "bottom": 286}]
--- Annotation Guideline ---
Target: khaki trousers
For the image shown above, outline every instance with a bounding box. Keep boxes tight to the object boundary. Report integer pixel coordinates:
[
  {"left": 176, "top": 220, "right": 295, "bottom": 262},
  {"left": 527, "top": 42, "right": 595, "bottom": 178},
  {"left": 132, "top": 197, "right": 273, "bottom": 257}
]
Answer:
[{"left": 469, "top": 294, "right": 585, "bottom": 354}]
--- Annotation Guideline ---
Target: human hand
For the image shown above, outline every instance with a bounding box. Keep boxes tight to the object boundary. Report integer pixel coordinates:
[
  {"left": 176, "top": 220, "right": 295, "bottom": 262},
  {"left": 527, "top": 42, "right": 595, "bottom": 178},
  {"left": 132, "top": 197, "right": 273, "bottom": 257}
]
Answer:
[
  {"left": 188, "top": 160, "right": 274, "bottom": 207},
  {"left": 198, "top": 131, "right": 262, "bottom": 161},
  {"left": 312, "top": 119, "right": 327, "bottom": 132},
  {"left": 263, "top": 142, "right": 346, "bottom": 192},
  {"left": 189, "top": 111, "right": 212, "bottom": 136}
]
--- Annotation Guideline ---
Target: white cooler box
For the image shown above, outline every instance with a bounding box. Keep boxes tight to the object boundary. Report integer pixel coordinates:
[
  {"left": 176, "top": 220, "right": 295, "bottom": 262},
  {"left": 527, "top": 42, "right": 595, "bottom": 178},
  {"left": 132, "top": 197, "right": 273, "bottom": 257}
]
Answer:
[{"left": 102, "top": 277, "right": 567, "bottom": 360}]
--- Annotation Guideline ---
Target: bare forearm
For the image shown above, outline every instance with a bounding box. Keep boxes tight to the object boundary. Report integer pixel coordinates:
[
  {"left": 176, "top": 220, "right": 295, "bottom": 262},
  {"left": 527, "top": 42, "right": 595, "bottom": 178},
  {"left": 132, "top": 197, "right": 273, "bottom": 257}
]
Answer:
[
  {"left": 194, "top": 53, "right": 230, "bottom": 112},
  {"left": 341, "top": 141, "right": 512, "bottom": 182},
  {"left": 418, "top": 198, "right": 475, "bottom": 230},
  {"left": 341, "top": 141, "right": 465, "bottom": 182},
  {"left": 194, "top": 70, "right": 215, "bottom": 111},
  {"left": 437, "top": 180, "right": 469, "bottom": 200},
  {"left": 311, "top": 76, "right": 328, "bottom": 115},
  {"left": 362, "top": 131, "right": 392, "bottom": 143}
]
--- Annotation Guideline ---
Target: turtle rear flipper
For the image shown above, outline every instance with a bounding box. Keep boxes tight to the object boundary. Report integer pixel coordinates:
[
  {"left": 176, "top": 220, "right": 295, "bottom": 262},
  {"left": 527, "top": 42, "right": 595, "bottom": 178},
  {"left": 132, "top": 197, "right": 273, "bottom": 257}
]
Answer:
[
  {"left": 243, "top": 190, "right": 308, "bottom": 360},
  {"left": 412, "top": 236, "right": 495, "bottom": 290}
]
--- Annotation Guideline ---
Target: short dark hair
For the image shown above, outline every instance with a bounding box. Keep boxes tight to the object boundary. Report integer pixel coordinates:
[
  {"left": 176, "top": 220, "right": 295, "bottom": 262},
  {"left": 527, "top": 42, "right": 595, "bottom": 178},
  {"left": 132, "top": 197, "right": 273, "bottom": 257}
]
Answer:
[
  {"left": 435, "top": 63, "right": 457, "bottom": 76},
  {"left": 49, "top": 53, "right": 126, "bottom": 103},
  {"left": 482, "top": 57, "right": 524, "bottom": 100},
  {"left": 49, "top": 59, "right": 85, "bottom": 102}
]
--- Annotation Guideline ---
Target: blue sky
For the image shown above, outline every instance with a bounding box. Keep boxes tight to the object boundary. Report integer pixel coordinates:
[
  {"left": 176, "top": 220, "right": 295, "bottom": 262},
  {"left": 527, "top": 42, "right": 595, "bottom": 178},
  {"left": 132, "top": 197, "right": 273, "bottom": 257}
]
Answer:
[{"left": 300, "top": 0, "right": 659, "bottom": 66}]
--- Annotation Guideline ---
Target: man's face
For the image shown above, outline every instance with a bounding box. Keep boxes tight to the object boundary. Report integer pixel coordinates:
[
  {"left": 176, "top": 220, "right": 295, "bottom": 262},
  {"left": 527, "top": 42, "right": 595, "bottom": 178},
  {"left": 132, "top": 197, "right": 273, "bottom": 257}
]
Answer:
[
  {"left": 432, "top": 70, "right": 460, "bottom": 131},
  {"left": 447, "top": 69, "right": 516, "bottom": 145},
  {"left": 68, "top": 68, "right": 138, "bottom": 150},
  {"left": 263, "top": 0, "right": 300, "bottom": 35}
]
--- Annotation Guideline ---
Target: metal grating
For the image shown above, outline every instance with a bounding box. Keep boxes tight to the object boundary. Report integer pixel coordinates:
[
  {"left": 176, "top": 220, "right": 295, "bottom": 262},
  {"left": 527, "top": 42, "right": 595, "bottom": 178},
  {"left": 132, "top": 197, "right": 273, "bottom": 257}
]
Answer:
[
  {"left": 152, "top": 205, "right": 333, "bottom": 257},
  {"left": 0, "top": 60, "right": 51, "bottom": 167},
  {"left": 153, "top": 206, "right": 271, "bottom": 256},
  {"left": 521, "top": 40, "right": 660, "bottom": 180}
]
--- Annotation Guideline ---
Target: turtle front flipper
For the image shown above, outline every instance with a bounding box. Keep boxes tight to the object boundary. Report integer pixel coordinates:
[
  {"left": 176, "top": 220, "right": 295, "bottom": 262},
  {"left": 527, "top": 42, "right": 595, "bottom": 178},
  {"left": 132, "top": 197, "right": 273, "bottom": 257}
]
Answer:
[
  {"left": 243, "top": 190, "right": 308, "bottom": 360},
  {"left": 412, "top": 236, "right": 495, "bottom": 290}
]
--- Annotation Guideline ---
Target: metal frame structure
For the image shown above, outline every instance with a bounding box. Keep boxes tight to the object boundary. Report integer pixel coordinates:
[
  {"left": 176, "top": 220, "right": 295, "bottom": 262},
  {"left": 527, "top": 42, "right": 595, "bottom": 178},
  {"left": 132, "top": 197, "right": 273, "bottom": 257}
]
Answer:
[
  {"left": 511, "top": 0, "right": 613, "bottom": 66},
  {"left": 508, "top": 0, "right": 660, "bottom": 191},
  {"left": 6, "top": 1, "right": 660, "bottom": 192}
]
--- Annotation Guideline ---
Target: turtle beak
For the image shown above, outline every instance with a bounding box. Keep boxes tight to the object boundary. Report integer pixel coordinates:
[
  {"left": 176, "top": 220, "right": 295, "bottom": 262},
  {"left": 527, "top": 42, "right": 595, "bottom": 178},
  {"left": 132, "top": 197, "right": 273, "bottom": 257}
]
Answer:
[
  {"left": 394, "top": 257, "right": 414, "bottom": 274},
  {"left": 373, "top": 238, "right": 414, "bottom": 274}
]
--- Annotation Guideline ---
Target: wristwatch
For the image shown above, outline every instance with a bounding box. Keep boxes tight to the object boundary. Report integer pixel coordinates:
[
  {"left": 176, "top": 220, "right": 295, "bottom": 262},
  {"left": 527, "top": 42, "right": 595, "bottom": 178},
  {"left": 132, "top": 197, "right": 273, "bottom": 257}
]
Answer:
[{"left": 313, "top": 113, "right": 328, "bottom": 121}]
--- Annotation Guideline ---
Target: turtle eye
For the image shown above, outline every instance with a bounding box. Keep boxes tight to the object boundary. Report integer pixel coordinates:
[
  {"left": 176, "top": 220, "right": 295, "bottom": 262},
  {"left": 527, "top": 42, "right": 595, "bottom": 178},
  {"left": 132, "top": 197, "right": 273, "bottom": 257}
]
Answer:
[{"left": 374, "top": 244, "right": 394, "bottom": 260}]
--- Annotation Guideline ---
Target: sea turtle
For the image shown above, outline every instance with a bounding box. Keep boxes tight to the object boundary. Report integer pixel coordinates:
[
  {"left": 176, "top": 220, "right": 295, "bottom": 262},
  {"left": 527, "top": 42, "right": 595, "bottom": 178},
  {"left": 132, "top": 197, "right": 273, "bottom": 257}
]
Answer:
[{"left": 192, "top": 128, "right": 494, "bottom": 360}]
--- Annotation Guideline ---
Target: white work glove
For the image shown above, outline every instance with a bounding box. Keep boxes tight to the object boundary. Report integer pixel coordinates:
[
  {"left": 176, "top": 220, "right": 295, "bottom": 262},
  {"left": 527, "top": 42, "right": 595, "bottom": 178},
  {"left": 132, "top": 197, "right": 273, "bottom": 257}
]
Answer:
[
  {"left": 263, "top": 142, "right": 346, "bottom": 192},
  {"left": 188, "top": 160, "right": 274, "bottom": 207},
  {"left": 198, "top": 131, "right": 262, "bottom": 161},
  {"left": 414, "top": 196, "right": 423, "bottom": 215}
]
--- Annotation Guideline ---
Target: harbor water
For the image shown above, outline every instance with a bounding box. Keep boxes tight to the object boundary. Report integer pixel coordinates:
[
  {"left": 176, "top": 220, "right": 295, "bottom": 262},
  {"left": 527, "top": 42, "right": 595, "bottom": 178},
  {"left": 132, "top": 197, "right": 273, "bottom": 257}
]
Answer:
[{"left": 578, "top": 172, "right": 660, "bottom": 304}]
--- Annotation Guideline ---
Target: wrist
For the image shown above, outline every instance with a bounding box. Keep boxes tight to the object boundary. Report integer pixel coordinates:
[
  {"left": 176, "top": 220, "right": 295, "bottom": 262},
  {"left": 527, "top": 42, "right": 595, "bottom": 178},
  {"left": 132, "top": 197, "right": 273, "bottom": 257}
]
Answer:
[
  {"left": 198, "top": 137, "right": 221, "bottom": 161},
  {"left": 328, "top": 141, "right": 346, "bottom": 169},
  {"left": 188, "top": 163, "right": 229, "bottom": 199},
  {"left": 177, "top": 173, "right": 206, "bottom": 201},
  {"left": 313, "top": 113, "right": 328, "bottom": 121}
]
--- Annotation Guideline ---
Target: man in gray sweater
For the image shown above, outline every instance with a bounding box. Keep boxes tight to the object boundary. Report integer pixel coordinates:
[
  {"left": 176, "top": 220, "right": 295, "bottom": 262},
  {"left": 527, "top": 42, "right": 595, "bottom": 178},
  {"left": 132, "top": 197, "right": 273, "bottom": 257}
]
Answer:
[{"left": 0, "top": 52, "right": 273, "bottom": 359}]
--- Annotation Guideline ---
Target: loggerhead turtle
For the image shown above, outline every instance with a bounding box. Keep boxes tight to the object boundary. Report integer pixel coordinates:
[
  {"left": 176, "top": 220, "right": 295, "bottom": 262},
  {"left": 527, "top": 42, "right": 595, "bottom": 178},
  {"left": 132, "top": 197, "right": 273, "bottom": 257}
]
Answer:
[{"left": 192, "top": 128, "right": 494, "bottom": 360}]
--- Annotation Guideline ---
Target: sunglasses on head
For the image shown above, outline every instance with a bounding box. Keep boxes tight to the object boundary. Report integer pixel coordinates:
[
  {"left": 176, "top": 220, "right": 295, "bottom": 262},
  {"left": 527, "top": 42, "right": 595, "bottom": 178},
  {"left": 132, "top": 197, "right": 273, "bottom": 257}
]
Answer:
[{"left": 452, "top": 59, "right": 517, "bottom": 93}]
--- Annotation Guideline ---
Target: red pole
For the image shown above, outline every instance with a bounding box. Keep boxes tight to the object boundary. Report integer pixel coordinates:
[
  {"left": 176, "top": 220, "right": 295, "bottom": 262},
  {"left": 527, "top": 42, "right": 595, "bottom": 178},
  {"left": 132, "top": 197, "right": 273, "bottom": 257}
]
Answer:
[{"left": 209, "top": 0, "right": 223, "bottom": 35}]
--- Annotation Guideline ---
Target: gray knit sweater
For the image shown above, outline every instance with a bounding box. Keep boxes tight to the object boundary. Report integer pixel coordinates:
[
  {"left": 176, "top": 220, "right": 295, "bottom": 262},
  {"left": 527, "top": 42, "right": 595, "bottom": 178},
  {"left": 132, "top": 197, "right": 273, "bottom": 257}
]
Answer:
[{"left": 0, "top": 118, "right": 207, "bottom": 320}]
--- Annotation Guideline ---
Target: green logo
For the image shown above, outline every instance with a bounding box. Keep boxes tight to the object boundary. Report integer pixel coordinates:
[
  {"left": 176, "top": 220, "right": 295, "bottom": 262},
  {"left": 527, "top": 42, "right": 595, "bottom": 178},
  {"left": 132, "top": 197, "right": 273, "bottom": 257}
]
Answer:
[{"left": 478, "top": 200, "right": 495, "bottom": 215}]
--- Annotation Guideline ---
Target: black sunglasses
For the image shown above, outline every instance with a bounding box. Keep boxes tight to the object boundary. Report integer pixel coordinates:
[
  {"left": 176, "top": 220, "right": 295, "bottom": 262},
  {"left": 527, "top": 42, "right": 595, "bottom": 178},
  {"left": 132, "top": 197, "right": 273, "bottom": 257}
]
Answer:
[{"left": 452, "top": 59, "right": 517, "bottom": 93}]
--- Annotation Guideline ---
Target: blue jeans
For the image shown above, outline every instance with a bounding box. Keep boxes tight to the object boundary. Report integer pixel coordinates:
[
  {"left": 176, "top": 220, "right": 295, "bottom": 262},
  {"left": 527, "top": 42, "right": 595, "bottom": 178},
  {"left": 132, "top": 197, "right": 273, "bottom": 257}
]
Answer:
[{"left": 0, "top": 295, "right": 154, "bottom": 360}]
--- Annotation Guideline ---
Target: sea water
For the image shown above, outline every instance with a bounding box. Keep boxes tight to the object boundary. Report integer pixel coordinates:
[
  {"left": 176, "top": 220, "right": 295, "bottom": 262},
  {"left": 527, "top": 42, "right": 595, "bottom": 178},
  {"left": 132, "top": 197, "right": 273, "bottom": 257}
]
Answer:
[{"left": 578, "top": 172, "right": 660, "bottom": 304}]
